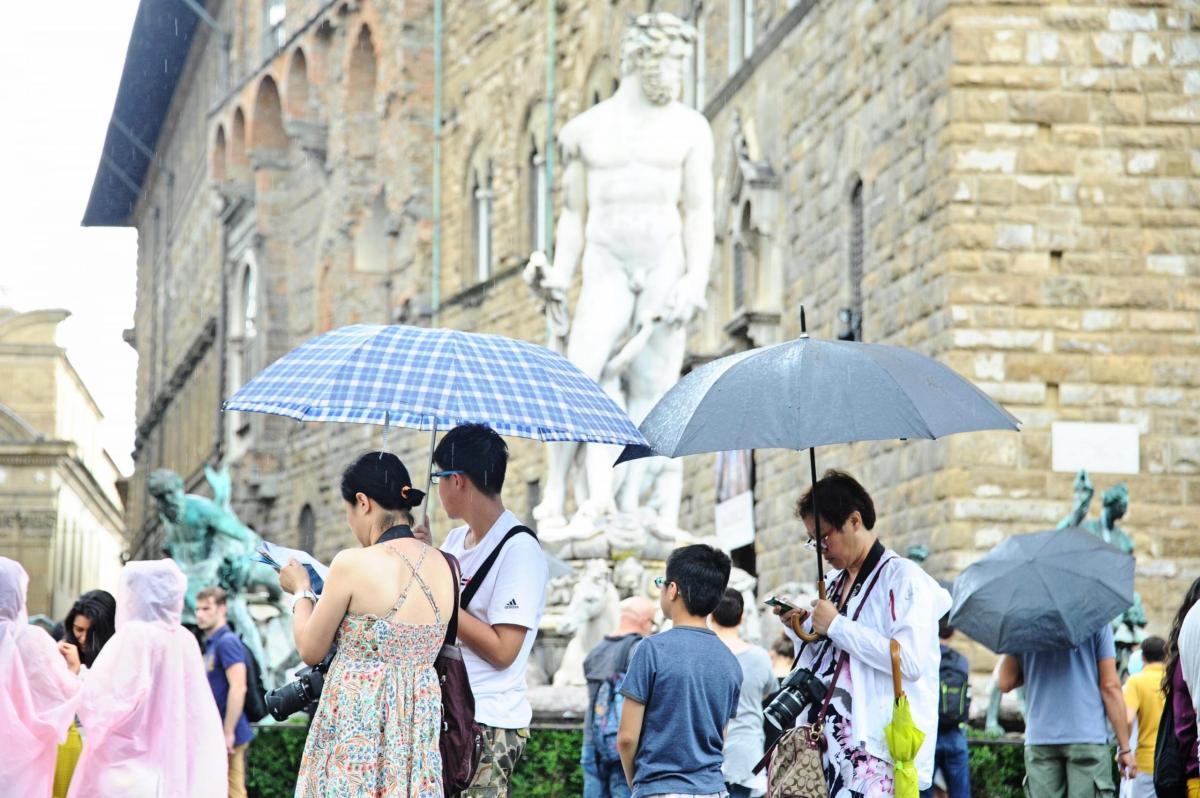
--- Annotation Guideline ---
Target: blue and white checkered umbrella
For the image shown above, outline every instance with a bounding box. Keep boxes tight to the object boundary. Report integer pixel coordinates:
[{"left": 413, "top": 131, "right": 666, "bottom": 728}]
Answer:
[{"left": 223, "top": 324, "right": 646, "bottom": 446}]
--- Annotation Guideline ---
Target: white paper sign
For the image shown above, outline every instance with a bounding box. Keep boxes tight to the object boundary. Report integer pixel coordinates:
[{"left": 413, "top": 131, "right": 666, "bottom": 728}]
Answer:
[
  {"left": 715, "top": 490, "right": 755, "bottom": 551},
  {"left": 1051, "top": 422, "right": 1140, "bottom": 475}
]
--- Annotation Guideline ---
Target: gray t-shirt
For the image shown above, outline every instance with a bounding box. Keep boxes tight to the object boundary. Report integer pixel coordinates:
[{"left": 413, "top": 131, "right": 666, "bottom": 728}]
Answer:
[
  {"left": 723, "top": 646, "right": 776, "bottom": 788},
  {"left": 620, "top": 627, "right": 742, "bottom": 797},
  {"left": 583, "top": 633, "right": 643, "bottom": 742},
  {"left": 1019, "top": 626, "right": 1115, "bottom": 745}
]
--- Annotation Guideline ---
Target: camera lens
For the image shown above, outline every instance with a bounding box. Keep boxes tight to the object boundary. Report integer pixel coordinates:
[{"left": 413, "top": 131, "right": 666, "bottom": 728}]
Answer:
[{"left": 763, "top": 688, "right": 808, "bottom": 732}]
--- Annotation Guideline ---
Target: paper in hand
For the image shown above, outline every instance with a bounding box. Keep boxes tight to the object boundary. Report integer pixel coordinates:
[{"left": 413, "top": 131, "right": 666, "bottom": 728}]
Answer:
[{"left": 257, "top": 540, "right": 330, "bottom": 595}]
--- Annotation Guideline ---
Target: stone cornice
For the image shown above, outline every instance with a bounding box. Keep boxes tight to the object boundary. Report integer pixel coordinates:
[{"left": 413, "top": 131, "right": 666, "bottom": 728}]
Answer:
[
  {"left": 133, "top": 316, "right": 218, "bottom": 457},
  {"left": 0, "top": 442, "right": 125, "bottom": 533}
]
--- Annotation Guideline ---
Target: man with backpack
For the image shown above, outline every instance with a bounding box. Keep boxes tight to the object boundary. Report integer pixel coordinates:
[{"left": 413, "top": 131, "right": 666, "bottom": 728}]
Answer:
[
  {"left": 921, "top": 616, "right": 972, "bottom": 798},
  {"left": 582, "top": 596, "right": 657, "bottom": 798},
  {"left": 196, "top": 586, "right": 257, "bottom": 798},
  {"left": 417, "top": 424, "right": 551, "bottom": 796}
]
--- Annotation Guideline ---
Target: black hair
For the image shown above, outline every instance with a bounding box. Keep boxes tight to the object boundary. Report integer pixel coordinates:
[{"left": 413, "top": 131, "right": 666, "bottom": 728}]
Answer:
[
  {"left": 1164, "top": 577, "right": 1200, "bottom": 693},
  {"left": 664, "top": 544, "right": 732, "bottom": 617},
  {"left": 771, "top": 631, "right": 794, "bottom": 659},
  {"left": 939, "top": 614, "right": 954, "bottom": 640},
  {"left": 1142, "top": 635, "right": 1166, "bottom": 664},
  {"left": 63, "top": 589, "right": 117, "bottom": 668},
  {"left": 795, "top": 469, "right": 876, "bottom": 532},
  {"left": 712, "top": 587, "right": 744, "bottom": 628},
  {"left": 433, "top": 424, "right": 508, "bottom": 497},
  {"left": 341, "top": 452, "right": 426, "bottom": 520}
]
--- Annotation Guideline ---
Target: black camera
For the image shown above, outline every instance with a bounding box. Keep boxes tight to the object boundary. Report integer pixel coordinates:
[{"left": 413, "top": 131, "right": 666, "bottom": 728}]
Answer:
[
  {"left": 763, "top": 667, "right": 828, "bottom": 732},
  {"left": 265, "top": 650, "right": 335, "bottom": 720}
]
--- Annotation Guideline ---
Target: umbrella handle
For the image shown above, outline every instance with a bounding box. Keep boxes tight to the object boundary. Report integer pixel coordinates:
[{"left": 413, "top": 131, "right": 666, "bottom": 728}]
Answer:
[
  {"left": 793, "top": 582, "right": 827, "bottom": 642},
  {"left": 890, "top": 639, "right": 902, "bottom": 701}
]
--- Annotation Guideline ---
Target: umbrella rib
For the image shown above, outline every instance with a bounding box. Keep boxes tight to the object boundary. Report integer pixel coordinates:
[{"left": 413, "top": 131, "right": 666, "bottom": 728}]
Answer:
[
  {"left": 863, "top": 347, "right": 939, "bottom": 439},
  {"left": 1032, "top": 566, "right": 1075, "bottom": 649}
]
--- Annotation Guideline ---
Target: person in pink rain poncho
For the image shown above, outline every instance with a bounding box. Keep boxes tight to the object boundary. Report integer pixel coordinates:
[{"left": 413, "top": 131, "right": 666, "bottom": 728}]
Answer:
[
  {"left": 68, "top": 559, "right": 228, "bottom": 798},
  {"left": 0, "top": 556, "right": 83, "bottom": 795}
]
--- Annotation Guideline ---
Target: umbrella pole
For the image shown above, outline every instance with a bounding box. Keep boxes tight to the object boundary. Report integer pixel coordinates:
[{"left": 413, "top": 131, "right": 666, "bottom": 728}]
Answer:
[
  {"left": 794, "top": 446, "right": 828, "bottom": 643},
  {"left": 421, "top": 417, "right": 439, "bottom": 528}
]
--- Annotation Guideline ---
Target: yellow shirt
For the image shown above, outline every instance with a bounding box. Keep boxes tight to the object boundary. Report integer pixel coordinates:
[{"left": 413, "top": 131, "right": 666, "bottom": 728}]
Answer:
[{"left": 1123, "top": 662, "right": 1166, "bottom": 774}]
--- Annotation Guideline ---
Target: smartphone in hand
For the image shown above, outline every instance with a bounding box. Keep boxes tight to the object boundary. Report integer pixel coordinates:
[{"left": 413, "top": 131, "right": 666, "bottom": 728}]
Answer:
[{"left": 764, "top": 595, "right": 803, "bottom": 614}]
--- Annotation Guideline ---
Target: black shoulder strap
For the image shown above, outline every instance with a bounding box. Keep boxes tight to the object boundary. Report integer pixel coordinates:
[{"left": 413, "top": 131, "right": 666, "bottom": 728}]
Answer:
[
  {"left": 439, "top": 550, "right": 462, "bottom": 647},
  {"left": 618, "top": 633, "right": 642, "bottom": 673},
  {"left": 459, "top": 525, "right": 537, "bottom": 610}
]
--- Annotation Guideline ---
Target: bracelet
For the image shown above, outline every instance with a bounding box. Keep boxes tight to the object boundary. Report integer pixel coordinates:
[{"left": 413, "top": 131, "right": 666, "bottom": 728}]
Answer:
[{"left": 1117, "top": 748, "right": 1130, "bottom": 755}]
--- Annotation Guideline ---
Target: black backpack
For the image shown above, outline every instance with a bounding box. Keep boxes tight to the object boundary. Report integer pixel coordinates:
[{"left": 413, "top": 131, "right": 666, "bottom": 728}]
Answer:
[
  {"left": 937, "top": 646, "right": 970, "bottom": 733},
  {"left": 239, "top": 636, "right": 269, "bottom": 723},
  {"left": 1155, "top": 673, "right": 1189, "bottom": 798}
]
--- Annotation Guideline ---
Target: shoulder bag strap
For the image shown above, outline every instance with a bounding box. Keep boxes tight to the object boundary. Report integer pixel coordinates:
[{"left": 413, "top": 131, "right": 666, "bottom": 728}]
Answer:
[
  {"left": 439, "top": 551, "right": 462, "bottom": 647},
  {"left": 458, "top": 525, "right": 537, "bottom": 609}
]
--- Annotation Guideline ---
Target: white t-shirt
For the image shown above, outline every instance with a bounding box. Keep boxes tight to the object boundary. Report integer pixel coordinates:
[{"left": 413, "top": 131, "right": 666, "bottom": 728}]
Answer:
[{"left": 441, "top": 510, "right": 548, "bottom": 729}]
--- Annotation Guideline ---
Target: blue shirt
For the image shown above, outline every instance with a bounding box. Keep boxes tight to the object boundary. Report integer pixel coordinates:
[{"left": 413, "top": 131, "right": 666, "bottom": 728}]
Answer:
[
  {"left": 204, "top": 625, "right": 254, "bottom": 746},
  {"left": 619, "top": 626, "right": 742, "bottom": 797},
  {"left": 1019, "top": 626, "right": 1115, "bottom": 745}
]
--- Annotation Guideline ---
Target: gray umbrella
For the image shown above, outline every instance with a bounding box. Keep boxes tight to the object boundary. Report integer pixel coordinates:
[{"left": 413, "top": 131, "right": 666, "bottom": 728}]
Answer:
[
  {"left": 617, "top": 313, "right": 1019, "bottom": 640},
  {"left": 616, "top": 333, "right": 1019, "bottom": 462},
  {"left": 949, "top": 527, "right": 1134, "bottom": 654}
]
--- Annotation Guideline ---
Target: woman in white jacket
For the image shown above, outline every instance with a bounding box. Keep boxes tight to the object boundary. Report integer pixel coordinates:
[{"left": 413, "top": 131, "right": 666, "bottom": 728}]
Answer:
[{"left": 776, "top": 470, "right": 951, "bottom": 798}]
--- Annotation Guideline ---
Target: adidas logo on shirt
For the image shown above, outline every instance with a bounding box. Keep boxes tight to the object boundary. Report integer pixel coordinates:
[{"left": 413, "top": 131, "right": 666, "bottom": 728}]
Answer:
[{"left": 504, "top": 598, "right": 519, "bottom": 610}]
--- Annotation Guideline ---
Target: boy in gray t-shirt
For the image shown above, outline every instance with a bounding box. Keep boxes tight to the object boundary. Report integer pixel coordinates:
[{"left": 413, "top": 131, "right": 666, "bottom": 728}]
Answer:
[{"left": 618, "top": 545, "right": 743, "bottom": 798}]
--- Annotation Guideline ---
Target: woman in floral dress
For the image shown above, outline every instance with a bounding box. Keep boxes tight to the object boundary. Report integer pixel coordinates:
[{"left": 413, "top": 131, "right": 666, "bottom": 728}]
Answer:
[{"left": 280, "top": 452, "right": 455, "bottom": 798}]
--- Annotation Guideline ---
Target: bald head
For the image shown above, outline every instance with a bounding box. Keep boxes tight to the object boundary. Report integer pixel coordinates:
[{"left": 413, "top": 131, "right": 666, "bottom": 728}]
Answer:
[{"left": 616, "top": 596, "right": 656, "bottom": 636}]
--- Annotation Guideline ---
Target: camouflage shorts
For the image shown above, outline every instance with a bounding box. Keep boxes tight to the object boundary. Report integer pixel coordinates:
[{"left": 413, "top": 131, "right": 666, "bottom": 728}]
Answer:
[{"left": 462, "top": 725, "right": 529, "bottom": 797}]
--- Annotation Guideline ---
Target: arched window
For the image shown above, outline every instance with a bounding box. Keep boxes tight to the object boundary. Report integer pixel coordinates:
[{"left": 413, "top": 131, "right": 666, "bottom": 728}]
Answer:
[
  {"left": 231, "top": 108, "right": 249, "bottom": 178},
  {"left": 528, "top": 139, "right": 547, "bottom": 253},
  {"left": 212, "top": 125, "right": 228, "bottom": 181},
  {"left": 355, "top": 193, "right": 389, "bottom": 273},
  {"left": 286, "top": 48, "right": 310, "bottom": 119},
  {"left": 264, "top": 0, "right": 287, "bottom": 58},
  {"left": 347, "top": 25, "right": 377, "bottom": 115},
  {"left": 240, "top": 259, "right": 259, "bottom": 381},
  {"left": 472, "top": 162, "right": 494, "bottom": 282},
  {"left": 298, "top": 504, "right": 316, "bottom": 553},
  {"left": 252, "top": 77, "right": 288, "bottom": 152},
  {"left": 841, "top": 179, "right": 865, "bottom": 342}
]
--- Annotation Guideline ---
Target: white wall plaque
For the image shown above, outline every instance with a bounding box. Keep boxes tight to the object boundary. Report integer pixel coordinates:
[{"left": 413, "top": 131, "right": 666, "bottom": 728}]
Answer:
[
  {"left": 715, "top": 490, "right": 756, "bottom": 551},
  {"left": 1051, "top": 422, "right": 1140, "bottom": 475}
]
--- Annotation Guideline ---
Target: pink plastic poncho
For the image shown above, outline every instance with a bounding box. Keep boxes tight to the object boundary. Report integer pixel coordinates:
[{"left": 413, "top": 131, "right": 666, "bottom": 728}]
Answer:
[
  {"left": 0, "top": 557, "right": 82, "bottom": 796},
  {"left": 68, "top": 559, "right": 228, "bottom": 798}
]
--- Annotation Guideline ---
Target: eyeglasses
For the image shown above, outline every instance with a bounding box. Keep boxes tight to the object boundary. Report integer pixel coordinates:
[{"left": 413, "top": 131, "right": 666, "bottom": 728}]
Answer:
[
  {"left": 430, "top": 469, "right": 465, "bottom": 485},
  {"left": 653, "top": 576, "right": 667, "bottom": 589},
  {"left": 804, "top": 537, "right": 829, "bottom": 551}
]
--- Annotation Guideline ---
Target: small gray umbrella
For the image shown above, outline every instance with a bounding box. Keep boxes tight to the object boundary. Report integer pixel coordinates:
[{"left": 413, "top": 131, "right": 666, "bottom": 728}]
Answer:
[
  {"left": 949, "top": 527, "right": 1134, "bottom": 654},
  {"left": 617, "top": 313, "right": 1019, "bottom": 640}
]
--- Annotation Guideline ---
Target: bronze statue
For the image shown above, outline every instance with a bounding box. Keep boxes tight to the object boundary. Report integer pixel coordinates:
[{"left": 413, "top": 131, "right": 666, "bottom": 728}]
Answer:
[
  {"left": 148, "top": 467, "right": 291, "bottom": 684},
  {"left": 1058, "top": 470, "right": 1145, "bottom": 672}
]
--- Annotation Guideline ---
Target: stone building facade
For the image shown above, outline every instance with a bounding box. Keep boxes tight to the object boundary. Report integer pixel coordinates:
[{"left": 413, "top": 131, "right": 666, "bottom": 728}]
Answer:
[
  {"left": 0, "top": 309, "right": 126, "bottom": 618},
  {"left": 87, "top": 0, "right": 1199, "bottom": 647}
]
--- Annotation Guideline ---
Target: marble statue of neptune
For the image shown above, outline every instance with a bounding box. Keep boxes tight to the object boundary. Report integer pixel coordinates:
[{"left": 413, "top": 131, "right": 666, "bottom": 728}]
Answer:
[{"left": 526, "top": 13, "right": 714, "bottom": 528}]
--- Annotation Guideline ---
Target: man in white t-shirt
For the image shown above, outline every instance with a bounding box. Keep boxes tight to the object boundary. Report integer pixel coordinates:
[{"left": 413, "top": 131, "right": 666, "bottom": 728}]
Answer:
[{"left": 417, "top": 423, "right": 549, "bottom": 796}]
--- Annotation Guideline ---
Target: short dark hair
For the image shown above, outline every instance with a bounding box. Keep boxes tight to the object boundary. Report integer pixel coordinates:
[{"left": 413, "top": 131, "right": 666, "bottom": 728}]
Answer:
[
  {"left": 712, "top": 587, "right": 744, "bottom": 628},
  {"left": 665, "top": 544, "right": 731, "bottom": 617},
  {"left": 939, "top": 614, "right": 954, "bottom": 640},
  {"left": 433, "top": 424, "right": 508, "bottom": 497},
  {"left": 771, "top": 631, "right": 794, "bottom": 658},
  {"left": 197, "top": 586, "right": 228, "bottom": 605},
  {"left": 341, "top": 452, "right": 426, "bottom": 517},
  {"left": 795, "top": 469, "right": 876, "bottom": 531},
  {"left": 1142, "top": 635, "right": 1166, "bottom": 663}
]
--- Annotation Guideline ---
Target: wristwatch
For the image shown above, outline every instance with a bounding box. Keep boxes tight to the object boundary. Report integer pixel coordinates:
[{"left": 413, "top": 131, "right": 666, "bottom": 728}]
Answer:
[{"left": 293, "top": 589, "right": 318, "bottom": 610}]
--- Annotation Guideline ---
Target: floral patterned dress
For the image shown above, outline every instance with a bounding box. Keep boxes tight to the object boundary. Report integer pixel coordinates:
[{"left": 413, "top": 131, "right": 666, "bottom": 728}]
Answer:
[
  {"left": 295, "top": 546, "right": 446, "bottom": 798},
  {"left": 811, "top": 645, "right": 895, "bottom": 798}
]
